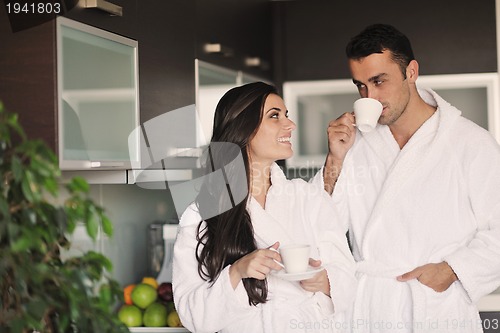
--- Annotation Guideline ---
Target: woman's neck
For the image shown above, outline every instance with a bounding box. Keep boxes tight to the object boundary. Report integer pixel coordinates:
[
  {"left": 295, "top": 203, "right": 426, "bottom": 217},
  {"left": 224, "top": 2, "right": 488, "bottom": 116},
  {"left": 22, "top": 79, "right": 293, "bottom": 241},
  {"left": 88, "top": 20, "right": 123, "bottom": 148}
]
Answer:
[{"left": 250, "top": 160, "right": 273, "bottom": 208}]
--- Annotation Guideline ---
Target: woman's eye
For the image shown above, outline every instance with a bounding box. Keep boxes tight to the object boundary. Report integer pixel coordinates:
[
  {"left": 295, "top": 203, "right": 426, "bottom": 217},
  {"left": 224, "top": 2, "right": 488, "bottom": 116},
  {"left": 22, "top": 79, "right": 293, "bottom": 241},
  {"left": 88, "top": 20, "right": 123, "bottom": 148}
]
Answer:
[
  {"left": 270, "top": 113, "right": 279, "bottom": 119},
  {"left": 285, "top": 111, "right": 289, "bottom": 118}
]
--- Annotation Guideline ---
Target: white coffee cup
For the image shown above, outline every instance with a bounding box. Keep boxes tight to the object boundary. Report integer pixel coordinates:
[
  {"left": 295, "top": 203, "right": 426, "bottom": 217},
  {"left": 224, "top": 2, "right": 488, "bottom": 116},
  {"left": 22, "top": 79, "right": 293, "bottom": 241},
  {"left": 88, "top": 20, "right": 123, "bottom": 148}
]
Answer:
[
  {"left": 279, "top": 244, "right": 310, "bottom": 274},
  {"left": 353, "top": 98, "right": 383, "bottom": 133}
]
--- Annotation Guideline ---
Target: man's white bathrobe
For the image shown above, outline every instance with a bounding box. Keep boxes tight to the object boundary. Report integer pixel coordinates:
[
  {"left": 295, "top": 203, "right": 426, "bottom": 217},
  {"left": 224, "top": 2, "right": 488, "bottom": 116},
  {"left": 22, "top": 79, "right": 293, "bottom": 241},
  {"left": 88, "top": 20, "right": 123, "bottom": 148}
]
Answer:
[
  {"left": 313, "top": 88, "right": 500, "bottom": 332},
  {"left": 173, "top": 163, "right": 357, "bottom": 333}
]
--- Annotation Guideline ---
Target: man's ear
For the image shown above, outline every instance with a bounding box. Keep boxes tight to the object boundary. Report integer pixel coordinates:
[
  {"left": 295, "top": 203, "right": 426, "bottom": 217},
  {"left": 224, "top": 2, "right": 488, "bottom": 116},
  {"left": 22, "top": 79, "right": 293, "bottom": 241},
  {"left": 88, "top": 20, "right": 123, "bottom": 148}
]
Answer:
[{"left": 406, "top": 60, "right": 419, "bottom": 83}]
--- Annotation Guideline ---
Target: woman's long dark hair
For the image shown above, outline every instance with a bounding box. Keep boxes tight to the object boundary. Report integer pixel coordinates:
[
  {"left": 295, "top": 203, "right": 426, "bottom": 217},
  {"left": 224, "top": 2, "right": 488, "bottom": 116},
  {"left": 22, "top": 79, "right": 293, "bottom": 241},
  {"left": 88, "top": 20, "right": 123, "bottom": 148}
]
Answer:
[{"left": 194, "top": 82, "right": 277, "bottom": 306}]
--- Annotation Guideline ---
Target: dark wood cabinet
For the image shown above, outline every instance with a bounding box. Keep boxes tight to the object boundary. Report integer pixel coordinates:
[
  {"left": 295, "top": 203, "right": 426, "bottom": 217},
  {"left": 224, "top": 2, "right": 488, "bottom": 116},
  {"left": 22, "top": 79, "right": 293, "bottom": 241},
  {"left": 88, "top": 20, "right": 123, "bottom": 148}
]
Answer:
[
  {"left": 1, "top": 11, "right": 57, "bottom": 150},
  {"left": 272, "top": 0, "right": 497, "bottom": 85},
  {"left": 137, "top": 0, "right": 196, "bottom": 123},
  {"left": 62, "top": 0, "right": 138, "bottom": 40},
  {"left": 195, "top": 0, "right": 273, "bottom": 81}
]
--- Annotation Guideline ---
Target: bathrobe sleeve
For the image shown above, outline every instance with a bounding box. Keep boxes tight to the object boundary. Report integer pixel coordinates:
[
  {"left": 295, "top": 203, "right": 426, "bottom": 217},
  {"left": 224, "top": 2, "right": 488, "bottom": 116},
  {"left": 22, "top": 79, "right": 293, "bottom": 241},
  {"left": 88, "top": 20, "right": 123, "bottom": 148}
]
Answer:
[
  {"left": 443, "top": 131, "right": 500, "bottom": 303},
  {"left": 316, "top": 192, "right": 357, "bottom": 313},
  {"left": 172, "top": 205, "right": 254, "bottom": 333},
  {"left": 310, "top": 166, "right": 350, "bottom": 233},
  {"left": 298, "top": 180, "right": 357, "bottom": 313}
]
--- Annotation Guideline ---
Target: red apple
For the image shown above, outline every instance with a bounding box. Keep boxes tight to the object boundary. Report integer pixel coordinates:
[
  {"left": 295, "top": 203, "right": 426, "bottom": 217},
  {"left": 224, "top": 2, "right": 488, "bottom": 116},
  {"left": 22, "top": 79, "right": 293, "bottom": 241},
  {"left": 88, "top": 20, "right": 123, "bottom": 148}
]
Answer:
[{"left": 158, "top": 282, "right": 173, "bottom": 302}]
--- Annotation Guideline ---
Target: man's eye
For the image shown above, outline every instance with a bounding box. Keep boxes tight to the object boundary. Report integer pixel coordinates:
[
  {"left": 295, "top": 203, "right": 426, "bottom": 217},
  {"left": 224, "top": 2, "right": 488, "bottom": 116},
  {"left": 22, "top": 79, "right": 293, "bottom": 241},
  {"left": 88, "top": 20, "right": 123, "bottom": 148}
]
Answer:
[{"left": 374, "top": 80, "right": 383, "bottom": 86}]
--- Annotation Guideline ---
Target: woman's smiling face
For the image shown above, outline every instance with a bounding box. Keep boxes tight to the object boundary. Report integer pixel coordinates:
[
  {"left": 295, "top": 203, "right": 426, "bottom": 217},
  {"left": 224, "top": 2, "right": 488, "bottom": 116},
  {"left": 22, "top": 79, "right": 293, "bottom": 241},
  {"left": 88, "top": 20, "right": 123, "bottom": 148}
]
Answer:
[{"left": 248, "top": 93, "right": 296, "bottom": 164}]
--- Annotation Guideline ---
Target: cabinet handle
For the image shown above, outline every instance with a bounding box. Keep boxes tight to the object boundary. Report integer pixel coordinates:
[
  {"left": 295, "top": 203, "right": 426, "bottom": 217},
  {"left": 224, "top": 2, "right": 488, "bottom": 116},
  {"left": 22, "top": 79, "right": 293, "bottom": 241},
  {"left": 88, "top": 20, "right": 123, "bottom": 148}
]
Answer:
[
  {"left": 82, "top": 0, "right": 123, "bottom": 16},
  {"left": 203, "top": 43, "right": 233, "bottom": 57},
  {"left": 90, "top": 161, "right": 125, "bottom": 168}
]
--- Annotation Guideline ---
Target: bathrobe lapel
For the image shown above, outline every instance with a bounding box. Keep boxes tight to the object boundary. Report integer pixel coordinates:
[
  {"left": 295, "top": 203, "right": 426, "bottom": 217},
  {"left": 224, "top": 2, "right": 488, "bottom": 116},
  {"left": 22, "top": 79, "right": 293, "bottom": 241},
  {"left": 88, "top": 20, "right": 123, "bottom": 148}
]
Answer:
[
  {"left": 361, "top": 107, "right": 443, "bottom": 254},
  {"left": 248, "top": 197, "right": 296, "bottom": 248},
  {"left": 248, "top": 163, "right": 298, "bottom": 248}
]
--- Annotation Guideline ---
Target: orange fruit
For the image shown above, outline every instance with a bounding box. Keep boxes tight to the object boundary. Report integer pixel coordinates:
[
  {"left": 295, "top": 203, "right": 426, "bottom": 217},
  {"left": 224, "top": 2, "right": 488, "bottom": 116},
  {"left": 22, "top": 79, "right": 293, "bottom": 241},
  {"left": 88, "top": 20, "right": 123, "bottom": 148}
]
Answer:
[
  {"left": 142, "top": 277, "right": 158, "bottom": 289},
  {"left": 124, "top": 284, "right": 136, "bottom": 305}
]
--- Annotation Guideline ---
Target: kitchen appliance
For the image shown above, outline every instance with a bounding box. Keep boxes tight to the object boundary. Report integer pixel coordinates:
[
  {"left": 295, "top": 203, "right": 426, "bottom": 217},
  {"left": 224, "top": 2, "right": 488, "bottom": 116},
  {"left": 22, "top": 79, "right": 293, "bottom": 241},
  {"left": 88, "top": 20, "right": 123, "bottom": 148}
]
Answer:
[
  {"left": 147, "top": 222, "right": 165, "bottom": 277},
  {"left": 155, "top": 222, "right": 179, "bottom": 283}
]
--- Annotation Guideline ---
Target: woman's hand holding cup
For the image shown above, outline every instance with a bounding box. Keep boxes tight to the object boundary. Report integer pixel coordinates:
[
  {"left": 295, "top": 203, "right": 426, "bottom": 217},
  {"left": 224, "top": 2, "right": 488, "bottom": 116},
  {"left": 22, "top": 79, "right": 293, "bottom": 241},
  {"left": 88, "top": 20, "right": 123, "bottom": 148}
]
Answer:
[{"left": 229, "top": 242, "right": 283, "bottom": 289}]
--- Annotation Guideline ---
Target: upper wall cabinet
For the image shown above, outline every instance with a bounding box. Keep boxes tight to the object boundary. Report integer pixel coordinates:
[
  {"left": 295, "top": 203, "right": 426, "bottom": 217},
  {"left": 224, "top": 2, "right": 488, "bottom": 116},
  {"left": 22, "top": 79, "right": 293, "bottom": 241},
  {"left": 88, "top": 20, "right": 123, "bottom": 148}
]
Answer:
[
  {"left": 273, "top": 0, "right": 496, "bottom": 84},
  {"left": 57, "top": 17, "right": 139, "bottom": 170},
  {"left": 195, "top": 0, "right": 273, "bottom": 81},
  {"left": 0, "top": 1, "right": 196, "bottom": 181},
  {"left": 62, "top": 0, "right": 138, "bottom": 40},
  {"left": 284, "top": 73, "right": 500, "bottom": 168},
  {"left": 196, "top": 60, "right": 268, "bottom": 146}
]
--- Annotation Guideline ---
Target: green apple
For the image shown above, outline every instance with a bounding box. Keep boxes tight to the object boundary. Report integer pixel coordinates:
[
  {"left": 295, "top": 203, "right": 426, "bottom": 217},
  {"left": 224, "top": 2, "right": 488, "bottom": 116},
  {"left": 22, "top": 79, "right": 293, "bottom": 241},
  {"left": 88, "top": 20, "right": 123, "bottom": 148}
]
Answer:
[
  {"left": 118, "top": 305, "right": 143, "bottom": 327},
  {"left": 131, "top": 283, "right": 158, "bottom": 309},
  {"left": 143, "top": 302, "right": 168, "bottom": 327}
]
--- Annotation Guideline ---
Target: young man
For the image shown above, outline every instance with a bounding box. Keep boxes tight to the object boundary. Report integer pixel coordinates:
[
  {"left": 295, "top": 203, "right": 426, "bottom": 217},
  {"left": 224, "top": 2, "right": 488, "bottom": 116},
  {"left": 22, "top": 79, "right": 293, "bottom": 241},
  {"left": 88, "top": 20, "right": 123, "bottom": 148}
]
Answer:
[{"left": 313, "top": 24, "right": 500, "bottom": 332}]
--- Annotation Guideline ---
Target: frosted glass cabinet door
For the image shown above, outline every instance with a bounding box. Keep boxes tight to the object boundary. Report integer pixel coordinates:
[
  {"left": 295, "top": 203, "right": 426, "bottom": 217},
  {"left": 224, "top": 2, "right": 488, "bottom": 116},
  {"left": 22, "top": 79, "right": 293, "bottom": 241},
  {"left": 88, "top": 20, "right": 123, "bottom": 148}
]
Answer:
[
  {"left": 57, "top": 17, "right": 139, "bottom": 170},
  {"left": 196, "top": 60, "right": 239, "bottom": 146}
]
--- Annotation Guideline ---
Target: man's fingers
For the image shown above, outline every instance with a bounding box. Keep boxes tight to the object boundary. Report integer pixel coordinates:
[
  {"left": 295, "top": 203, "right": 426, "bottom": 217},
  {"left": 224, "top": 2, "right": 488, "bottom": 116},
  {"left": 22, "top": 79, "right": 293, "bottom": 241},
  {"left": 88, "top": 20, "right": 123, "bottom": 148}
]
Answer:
[{"left": 397, "top": 269, "right": 421, "bottom": 281}]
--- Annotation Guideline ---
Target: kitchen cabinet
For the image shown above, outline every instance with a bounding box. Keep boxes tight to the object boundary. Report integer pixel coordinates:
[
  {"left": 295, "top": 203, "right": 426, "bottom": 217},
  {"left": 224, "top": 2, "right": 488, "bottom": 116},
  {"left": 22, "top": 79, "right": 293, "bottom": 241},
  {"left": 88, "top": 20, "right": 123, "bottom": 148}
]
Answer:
[
  {"left": 57, "top": 16, "right": 140, "bottom": 170},
  {"left": 1, "top": 0, "right": 272, "bottom": 179},
  {"left": 0, "top": 1, "right": 139, "bottom": 156},
  {"left": 0, "top": 1, "right": 196, "bottom": 178},
  {"left": 196, "top": 60, "right": 267, "bottom": 146},
  {"left": 272, "top": 0, "right": 496, "bottom": 85},
  {"left": 195, "top": 0, "right": 273, "bottom": 81}
]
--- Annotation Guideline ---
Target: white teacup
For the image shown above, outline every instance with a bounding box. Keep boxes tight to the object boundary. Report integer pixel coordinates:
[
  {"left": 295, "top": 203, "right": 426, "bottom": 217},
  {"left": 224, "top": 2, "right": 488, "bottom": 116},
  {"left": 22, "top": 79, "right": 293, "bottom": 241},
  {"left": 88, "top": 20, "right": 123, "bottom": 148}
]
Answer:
[
  {"left": 353, "top": 98, "right": 383, "bottom": 133},
  {"left": 279, "top": 244, "right": 310, "bottom": 274}
]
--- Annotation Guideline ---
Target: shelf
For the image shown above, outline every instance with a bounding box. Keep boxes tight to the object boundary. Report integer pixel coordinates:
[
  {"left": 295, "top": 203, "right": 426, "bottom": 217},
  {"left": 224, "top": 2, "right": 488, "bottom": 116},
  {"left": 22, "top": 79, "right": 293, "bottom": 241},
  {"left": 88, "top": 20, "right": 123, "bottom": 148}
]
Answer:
[{"left": 128, "top": 328, "right": 189, "bottom": 333}]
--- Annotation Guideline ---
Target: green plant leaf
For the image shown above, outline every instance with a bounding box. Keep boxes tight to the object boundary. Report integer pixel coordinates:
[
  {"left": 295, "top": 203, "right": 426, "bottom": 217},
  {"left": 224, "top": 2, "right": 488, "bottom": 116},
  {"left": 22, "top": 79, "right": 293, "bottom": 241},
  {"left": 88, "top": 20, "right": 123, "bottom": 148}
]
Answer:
[
  {"left": 101, "top": 215, "right": 113, "bottom": 237},
  {"left": 67, "top": 176, "right": 90, "bottom": 193},
  {"left": 10, "top": 234, "right": 31, "bottom": 252},
  {"left": 21, "top": 170, "right": 41, "bottom": 202},
  {"left": 43, "top": 176, "right": 59, "bottom": 196},
  {"left": 11, "top": 156, "right": 23, "bottom": 181},
  {"left": 86, "top": 214, "right": 99, "bottom": 240},
  {"left": 26, "top": 298, "right": 47, "bottom": 319},
  {"left": 0, "top": 196, "right": 9, "bottom": 218}
]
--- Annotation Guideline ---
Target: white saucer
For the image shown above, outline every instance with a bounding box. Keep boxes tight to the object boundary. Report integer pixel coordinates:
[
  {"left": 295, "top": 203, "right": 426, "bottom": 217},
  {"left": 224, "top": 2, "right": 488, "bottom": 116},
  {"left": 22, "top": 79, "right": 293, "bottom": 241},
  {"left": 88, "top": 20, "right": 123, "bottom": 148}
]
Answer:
[{"left": 271, "top": 266, "right": 325, "bottom": 281}]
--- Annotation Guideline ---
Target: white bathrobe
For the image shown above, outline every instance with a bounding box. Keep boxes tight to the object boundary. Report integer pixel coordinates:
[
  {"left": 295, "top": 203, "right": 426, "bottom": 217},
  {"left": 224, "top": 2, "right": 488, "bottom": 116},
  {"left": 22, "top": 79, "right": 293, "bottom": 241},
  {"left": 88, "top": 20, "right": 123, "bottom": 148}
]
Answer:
[
  {"left": 312, "top": 88, "right": 500, "bottom": 332},
  {"left": 173, "top": 163, "right": 357, "bottom": 333}
]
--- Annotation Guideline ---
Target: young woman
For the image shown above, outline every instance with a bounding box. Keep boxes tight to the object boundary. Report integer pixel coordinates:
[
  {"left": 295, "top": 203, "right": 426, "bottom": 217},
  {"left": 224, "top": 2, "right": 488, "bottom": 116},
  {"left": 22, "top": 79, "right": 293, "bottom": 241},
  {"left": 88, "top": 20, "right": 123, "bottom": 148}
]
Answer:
[{"left": 173, "top": 82, "right": 356, "bottom": 333}]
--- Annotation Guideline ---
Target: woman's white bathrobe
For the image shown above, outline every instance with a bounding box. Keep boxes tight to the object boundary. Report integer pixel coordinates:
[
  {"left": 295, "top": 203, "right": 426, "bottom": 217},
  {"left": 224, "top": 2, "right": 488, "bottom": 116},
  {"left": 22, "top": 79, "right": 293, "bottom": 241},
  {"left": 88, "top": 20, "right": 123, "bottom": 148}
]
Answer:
[
  {"left": 173, "top": 163, "right": 357, "bottom": 333},
  {"left": 313, "top": 88, "right": 500, "bottom": 332}
]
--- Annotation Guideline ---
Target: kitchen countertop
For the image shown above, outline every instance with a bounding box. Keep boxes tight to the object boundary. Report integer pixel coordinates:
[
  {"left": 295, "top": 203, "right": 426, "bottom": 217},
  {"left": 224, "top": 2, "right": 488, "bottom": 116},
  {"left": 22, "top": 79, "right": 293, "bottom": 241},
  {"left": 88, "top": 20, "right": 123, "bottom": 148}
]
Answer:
[
  {"left": 478, "top": 292, "right": 500, "bottom": 312},
  {"left": 129, "top": 328, "right": 189, "bottom": 333}
]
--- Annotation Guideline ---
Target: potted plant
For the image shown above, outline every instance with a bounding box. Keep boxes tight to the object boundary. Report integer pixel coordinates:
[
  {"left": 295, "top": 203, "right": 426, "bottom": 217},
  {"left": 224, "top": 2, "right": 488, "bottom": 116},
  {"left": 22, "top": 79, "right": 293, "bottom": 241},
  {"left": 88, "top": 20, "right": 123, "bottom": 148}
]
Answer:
[{"left": 0, "top": 101, "right": 128, "bottom": 333}]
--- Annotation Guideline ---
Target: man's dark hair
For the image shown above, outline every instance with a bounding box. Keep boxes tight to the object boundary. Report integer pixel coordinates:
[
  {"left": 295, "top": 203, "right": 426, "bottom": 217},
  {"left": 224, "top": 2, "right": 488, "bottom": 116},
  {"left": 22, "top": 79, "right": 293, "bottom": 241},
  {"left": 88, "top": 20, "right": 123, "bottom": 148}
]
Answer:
[{"left": 346, "top": 24, "right": 415, "bottom": 78}]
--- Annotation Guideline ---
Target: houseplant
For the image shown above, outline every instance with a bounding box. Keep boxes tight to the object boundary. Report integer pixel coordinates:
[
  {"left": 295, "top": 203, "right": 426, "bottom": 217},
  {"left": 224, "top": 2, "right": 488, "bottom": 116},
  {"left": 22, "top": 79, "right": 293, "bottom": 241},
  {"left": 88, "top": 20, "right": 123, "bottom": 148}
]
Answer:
[{"left": 0, "top": 102, "right": 129, "bottom": 333}]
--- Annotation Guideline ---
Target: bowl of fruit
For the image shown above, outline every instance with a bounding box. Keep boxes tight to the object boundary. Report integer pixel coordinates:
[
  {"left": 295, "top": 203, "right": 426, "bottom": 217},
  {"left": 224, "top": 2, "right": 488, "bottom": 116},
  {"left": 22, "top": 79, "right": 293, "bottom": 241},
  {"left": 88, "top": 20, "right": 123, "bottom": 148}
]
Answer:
[{"left": 118, "top": 277, "right": 188, "bottom": 332}]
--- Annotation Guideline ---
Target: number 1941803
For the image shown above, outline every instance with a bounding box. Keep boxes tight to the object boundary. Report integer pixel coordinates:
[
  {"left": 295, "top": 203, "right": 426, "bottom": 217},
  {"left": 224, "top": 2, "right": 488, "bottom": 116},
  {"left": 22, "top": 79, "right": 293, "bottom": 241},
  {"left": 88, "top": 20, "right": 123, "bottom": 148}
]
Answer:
[{"left": 6, "top": 1, "right": 61, "bottom": 14}]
